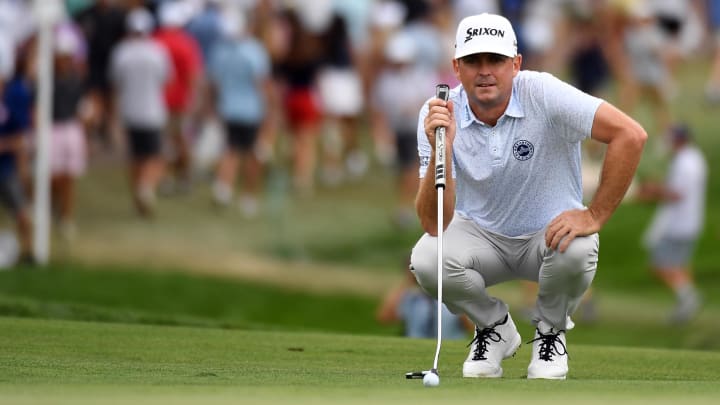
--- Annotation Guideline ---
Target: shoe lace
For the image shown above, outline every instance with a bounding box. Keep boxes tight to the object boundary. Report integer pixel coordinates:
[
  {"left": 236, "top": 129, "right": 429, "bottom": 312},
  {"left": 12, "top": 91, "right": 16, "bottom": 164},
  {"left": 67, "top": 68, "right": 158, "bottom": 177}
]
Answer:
[
  {"left": 467, "top": 325, "right": 503, "bottom": 361},
  {"left": 527, "top": 328, "right": 568, "bottom": 362}
]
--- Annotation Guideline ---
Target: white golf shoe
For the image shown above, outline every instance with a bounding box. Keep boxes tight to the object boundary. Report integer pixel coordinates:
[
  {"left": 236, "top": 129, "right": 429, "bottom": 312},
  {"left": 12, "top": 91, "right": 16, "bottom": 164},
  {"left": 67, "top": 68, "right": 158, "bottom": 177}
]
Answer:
[
  {"left": 527, "top": 321, "right": 568, "bottom": 380},
  {"left": 462, "top": 313, "right": 521, "bottom": 378},
  {"left": 670, "top": 288, "right": 701, "bottom": 324}
]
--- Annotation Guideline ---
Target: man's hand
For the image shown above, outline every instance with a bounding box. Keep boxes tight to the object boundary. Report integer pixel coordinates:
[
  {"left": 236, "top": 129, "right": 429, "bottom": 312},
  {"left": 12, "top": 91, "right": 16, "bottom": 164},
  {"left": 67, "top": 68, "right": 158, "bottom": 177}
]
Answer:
[
  {"left": 545, "top": 209, "right": 601, "bottom": 252},
  {"left": 423, "top": 99, "right": 456, "bottom": 148}
]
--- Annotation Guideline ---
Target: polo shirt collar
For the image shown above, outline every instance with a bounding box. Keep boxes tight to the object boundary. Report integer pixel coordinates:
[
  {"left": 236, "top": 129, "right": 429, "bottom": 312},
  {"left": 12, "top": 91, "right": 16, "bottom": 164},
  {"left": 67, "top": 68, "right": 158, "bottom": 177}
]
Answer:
[{"left": 458, "top": 84, "right": 525, "bottom": 129}]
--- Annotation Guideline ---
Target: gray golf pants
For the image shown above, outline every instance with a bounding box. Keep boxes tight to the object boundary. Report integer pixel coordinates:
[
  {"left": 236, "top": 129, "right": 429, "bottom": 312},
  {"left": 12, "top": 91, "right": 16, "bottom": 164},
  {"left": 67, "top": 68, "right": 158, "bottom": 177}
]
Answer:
[{"left": 410, "top": 215, "right": 598, "bottom": 330}]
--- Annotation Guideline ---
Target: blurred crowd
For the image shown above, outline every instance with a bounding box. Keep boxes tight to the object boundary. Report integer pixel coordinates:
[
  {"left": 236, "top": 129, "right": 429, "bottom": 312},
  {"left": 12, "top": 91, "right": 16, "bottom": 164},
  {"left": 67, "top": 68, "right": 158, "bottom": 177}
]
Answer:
[{"left": 0, "top": 0, "right": 715, "bottom": 319}]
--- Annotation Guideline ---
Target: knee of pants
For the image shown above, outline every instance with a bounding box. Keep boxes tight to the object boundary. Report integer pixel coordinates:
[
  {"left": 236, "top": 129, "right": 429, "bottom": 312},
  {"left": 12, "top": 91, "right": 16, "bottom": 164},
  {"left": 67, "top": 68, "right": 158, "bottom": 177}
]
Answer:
[
  {"left": 410, "top": 238, "right": 473, "bottom": 295},
  {"left": 410, "top": 243, "right": 438, "bottom": 294},
  {"left": 548, "top": 234, "right": 599, "bottom": 276}
]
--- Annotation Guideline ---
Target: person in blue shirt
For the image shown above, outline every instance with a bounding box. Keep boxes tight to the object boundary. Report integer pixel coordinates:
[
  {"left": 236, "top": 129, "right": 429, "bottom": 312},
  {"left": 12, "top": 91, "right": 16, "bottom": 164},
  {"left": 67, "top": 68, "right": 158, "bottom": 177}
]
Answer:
[
  {"left": 0, "top": 58, "right": 33, "bottom": 265},
  {"left": 207, "top": 10, "right": 272, "bottom": 217},
  {"left": 185, "top": 0, "right": 223, "bottom": 63}
]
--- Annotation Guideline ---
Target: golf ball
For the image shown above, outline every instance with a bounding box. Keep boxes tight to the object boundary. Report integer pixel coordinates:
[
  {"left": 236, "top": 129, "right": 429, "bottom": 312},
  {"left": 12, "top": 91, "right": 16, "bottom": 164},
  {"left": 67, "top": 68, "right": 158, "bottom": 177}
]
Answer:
[{"left": 423, "top": 372, "right": 440, "bottom": 387}]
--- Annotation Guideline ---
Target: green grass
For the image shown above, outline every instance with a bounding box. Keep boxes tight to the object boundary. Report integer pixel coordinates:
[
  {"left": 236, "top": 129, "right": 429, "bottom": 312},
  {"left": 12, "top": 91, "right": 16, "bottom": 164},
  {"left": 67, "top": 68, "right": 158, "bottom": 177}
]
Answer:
[
  {"left": 0, "top": 316, "right": 718, "bottom": 405},
  {"left": 0, "top": 264, "right": 393, "bottom": 335},
  {"left": 0, "top": 264, "right": 718, "bottom": 352}
]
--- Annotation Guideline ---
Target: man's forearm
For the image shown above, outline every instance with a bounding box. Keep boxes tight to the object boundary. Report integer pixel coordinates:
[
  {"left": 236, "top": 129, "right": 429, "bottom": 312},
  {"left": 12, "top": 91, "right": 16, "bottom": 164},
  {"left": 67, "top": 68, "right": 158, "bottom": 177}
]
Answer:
[{"left": 588, "top": 134, "right": 645, "bottom": 226}]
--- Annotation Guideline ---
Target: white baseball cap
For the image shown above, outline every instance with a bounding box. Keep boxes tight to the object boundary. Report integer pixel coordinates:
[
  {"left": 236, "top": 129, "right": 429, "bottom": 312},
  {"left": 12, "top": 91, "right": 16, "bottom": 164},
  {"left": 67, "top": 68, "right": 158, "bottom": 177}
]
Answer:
[
  {"left": 159, "top": 2, "right": 190, "bottom": 28},
  {"left": 454, "top": 13, "right": 517, "bottom": 59},
  {"left": 55, "top": 29, "right": 80, "bottom": 55},
  {"left": 219, "top": 11, "right": 246, "bottom": 39},
  {"left": 385, "top": 31, "right": 416, "bottom": 64},
  {"left": 126, "top": 8, "right": 154, "bottom": 35}
]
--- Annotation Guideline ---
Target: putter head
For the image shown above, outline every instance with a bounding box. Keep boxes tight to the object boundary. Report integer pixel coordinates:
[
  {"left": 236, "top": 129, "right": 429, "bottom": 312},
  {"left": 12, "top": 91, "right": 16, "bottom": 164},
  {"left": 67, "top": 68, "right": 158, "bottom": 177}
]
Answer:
[{"left": 405, "top": 371, "right": 428, "bottom": 379}]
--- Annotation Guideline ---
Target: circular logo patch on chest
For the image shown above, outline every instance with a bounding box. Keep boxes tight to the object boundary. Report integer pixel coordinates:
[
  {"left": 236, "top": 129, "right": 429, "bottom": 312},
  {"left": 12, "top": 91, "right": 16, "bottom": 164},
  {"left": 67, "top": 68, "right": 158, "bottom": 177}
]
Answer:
[{"left": 513, "top": 140, "right": 534, "bottom": 161}]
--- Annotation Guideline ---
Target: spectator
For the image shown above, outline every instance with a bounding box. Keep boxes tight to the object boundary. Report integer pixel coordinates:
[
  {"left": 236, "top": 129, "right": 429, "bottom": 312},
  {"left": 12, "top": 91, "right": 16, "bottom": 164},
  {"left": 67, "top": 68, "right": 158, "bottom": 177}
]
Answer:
[
  {"left": 703, "top": 0, "right": 720, "bottom": 102},
  {"left": 275, "top": 6, "right": 326, "bottom": 195},
  {"left": 185, "top": 0, "right": 223, "bottom": 63},
  {"left": 364, "top": 0, "right": 407, "bottom": 167},
  {"left": 154, "top": 1, "right": 204, "bottom": 194},
  {"left": 0, "top": 43, "right": 33, "bottom": 264},
  {"left": 638, "top": 124, "right": 708, "bottom": 324},
  {"left": 74, "top": 0, "right": 127, "bottom": 152},
  {"left": 49, "top": 27, "right": 88, "bottom": 241},
  {"left": 371, "top": 30, "right": 437, "bottom": 228},
  {"left": 377, "top": 259, "right": 471, "bottom": 340},
  {"left": 110, "top": 7, "right": 171, "bottom": 217},
  {"left": 623, "top": 0, "right": 673, "bottom": 136},
  {"left": 317, "top": 11, "right": 367, "bottom": 185},
  {"left": 207, "top": 10, "right": 272, "bottom": 216}
]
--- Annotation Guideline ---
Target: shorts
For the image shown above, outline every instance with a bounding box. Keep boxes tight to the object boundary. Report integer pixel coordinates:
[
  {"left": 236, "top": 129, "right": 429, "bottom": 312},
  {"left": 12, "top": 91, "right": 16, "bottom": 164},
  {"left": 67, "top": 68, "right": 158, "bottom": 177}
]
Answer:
[
  {"left": 225, "top": 121, "right": 260, "bottom": 152},
  {"left": 0, "top": 174, "right": 26, "bottom": 215},
  {"left": 127, "top": 126, "right": 163, "bottom": 160},
  {"left": 284, "top": 88, "right": 322, "bottom": 131},
  {"left": 649, "top": 237, "right": 696, "bottom": 269},
  {"left": 50, "top": 121, "right": 87, "bottom": 177},
  {"left": 317, "top": 68, "right": 364, "bottom": 117},
  {"left": 396, "top": 131, "right": 418, "bottom": 170}
]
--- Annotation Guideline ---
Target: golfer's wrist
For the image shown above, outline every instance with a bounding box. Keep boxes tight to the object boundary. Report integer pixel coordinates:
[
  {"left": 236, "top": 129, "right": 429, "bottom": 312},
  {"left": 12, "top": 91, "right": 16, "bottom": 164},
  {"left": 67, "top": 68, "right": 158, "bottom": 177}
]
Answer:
[{"left": 587, "top": 205, "right": 609, "bottom": 228}]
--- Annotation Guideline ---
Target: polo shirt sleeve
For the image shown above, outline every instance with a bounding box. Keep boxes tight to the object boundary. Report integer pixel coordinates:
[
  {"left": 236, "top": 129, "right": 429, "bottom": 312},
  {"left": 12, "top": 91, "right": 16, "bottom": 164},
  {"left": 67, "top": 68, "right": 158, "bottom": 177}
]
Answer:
[
  {"left": 539, "top": 72, "right": 603, "bottom": 143},
  {"left": 417, "top": 97, "right": 432, "bottom": 178}
]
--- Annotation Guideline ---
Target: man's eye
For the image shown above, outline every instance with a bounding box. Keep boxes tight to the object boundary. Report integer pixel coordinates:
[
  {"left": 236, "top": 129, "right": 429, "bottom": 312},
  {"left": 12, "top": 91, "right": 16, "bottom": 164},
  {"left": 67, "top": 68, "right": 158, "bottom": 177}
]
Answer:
[{"left": 489, "top": 55, "right": 507, "bottom": 64}]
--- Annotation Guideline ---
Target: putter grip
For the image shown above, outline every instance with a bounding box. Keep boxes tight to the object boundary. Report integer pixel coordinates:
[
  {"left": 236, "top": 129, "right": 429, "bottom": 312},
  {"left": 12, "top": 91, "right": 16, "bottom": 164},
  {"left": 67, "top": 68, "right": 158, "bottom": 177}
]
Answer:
[{"left": 434, "top": 84, "right": 450, "bottom": 188}]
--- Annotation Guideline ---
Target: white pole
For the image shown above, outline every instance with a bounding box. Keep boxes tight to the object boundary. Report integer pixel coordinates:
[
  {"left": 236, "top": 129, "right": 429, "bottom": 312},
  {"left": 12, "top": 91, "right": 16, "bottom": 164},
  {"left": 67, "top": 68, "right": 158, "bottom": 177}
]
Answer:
[{"left": 32, "top": 0, "right": 63, "bottom": 265}]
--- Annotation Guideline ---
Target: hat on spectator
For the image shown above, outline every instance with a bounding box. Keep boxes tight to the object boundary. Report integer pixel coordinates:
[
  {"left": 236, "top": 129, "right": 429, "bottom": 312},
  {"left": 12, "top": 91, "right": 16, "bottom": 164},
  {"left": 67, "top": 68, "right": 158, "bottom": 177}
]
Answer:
[
  {"left": 385, "top": 31, "right": 416, "bottom": 64},
  {"left": 219, "top": 11, "right": 246, "bottom": 39},
  {"left": 454, "top": 13, "right": 517, "bottom": 59},
  {"left": 371, "top": 1, "right": 406, "bottom": 30},
  {"left": 159, "top": 2, "right": 189, "bottom": 28},
  {"left": 127, "top": 8, "right": 154, "bottom": 35},
  {"left": 55, "top": 29, "right": 80, "bottom": 55}
]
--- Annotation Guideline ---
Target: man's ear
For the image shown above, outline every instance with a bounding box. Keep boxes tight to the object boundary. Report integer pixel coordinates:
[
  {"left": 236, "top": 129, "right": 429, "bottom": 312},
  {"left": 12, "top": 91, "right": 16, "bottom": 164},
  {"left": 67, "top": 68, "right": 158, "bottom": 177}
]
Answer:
[
  {"left": 513, "top": 54, "right": 522, "bottom": 76},
  {"left": 452, "top": 58, "right": 460, "bottom": 80}
]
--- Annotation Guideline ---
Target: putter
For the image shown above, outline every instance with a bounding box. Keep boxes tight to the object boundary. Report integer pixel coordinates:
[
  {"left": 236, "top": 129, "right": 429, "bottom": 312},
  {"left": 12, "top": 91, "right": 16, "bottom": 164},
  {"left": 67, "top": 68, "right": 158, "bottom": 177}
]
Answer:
[{"left": 407, "top": 84, "right": 450, "bottom": 381}]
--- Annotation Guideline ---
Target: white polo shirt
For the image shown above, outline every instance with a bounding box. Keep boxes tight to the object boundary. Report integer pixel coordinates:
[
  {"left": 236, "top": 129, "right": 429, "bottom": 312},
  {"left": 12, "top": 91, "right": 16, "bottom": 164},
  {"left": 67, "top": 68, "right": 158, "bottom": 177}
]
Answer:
[
  {"left": 110, "top": 38, "right": 171, "bottom": 129},
  {"left": 418, "top": 70, "right": 603, "bottom": 237},
  {"left": 644, "top": 145, "right": 708, "bottom": 243}
]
